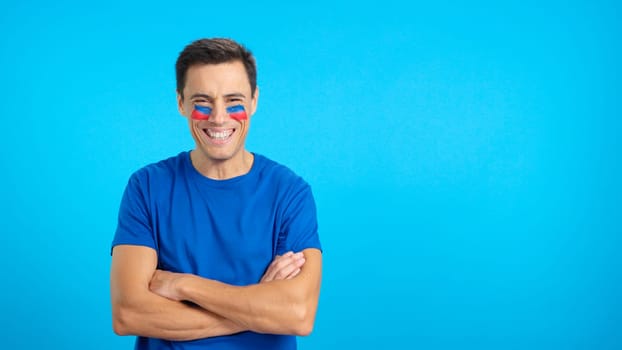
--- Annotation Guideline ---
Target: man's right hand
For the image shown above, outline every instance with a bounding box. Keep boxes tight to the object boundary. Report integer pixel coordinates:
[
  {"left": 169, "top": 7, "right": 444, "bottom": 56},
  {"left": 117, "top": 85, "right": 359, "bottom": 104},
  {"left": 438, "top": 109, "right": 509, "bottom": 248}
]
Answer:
[{"left": 260, "top": 251, "right": 306, "bottom": 283}]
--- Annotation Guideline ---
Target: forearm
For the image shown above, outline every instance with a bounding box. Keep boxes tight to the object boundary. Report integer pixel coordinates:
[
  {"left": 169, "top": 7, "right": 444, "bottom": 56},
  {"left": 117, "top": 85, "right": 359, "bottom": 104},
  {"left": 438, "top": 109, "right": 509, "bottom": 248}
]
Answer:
[
  {"left": 147, "top": 249, "right": 322, "bottom": 336},
  {"left": 177, "top": 275, "right": 316, "bottom": 335},
  {"left": 113, "top": 290, "right": 245, "bottom": 341}
]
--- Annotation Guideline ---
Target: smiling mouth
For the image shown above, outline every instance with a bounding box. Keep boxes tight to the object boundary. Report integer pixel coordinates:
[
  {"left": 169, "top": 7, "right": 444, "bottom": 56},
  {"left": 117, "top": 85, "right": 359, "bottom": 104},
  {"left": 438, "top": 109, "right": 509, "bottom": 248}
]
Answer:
[{"left": 203, "top": 128, "right": 235, "bottom": 143}]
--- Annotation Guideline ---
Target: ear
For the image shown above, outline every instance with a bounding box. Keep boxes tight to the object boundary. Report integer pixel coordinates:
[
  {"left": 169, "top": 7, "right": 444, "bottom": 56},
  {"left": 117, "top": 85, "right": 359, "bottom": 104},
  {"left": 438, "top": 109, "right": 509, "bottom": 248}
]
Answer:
[
  {"left": 176, "top": 91, "right": 186, "bottom": 116},
  {"left": 250, "top": 86, "right": 260, "bottom": 117}
]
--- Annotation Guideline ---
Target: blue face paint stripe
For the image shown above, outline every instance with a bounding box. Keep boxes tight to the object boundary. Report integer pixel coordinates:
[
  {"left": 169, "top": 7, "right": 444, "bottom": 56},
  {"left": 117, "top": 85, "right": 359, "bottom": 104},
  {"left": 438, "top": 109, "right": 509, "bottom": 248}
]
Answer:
[
  {"left": 195, "top": 105, "right": 212, "bottom": 114},
  {"left": 191, "top": 105, "right": 212, "bottom": 120},
  {"left": 226, "top": 105, "right": 245, "bottom": 114},
  {"left": 227, "top": 104, "right": 248, "bottom": 121},
  {"left": 191, "top": 104, "right": 247, "bottom": 121}
]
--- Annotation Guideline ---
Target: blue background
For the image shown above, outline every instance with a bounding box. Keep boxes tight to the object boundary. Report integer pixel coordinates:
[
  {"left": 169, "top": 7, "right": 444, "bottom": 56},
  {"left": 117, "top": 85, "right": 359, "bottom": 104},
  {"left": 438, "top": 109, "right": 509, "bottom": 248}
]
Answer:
[{"left": 1, "top": 0, "right": 620, "bottom": 349}]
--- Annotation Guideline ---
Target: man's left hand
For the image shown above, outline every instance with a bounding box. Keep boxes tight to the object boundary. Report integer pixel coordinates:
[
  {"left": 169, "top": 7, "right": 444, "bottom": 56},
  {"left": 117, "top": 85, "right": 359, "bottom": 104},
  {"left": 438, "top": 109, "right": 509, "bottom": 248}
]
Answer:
[{"left": 260, "top": 251, "right": 306, "bottom": 283}]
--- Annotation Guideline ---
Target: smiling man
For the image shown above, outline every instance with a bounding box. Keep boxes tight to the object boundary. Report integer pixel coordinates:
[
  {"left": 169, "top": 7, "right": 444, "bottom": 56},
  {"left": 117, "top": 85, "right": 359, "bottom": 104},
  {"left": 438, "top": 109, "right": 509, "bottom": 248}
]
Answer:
[{"left": 110, "top": 38, "right": 322, "bottom": 350}]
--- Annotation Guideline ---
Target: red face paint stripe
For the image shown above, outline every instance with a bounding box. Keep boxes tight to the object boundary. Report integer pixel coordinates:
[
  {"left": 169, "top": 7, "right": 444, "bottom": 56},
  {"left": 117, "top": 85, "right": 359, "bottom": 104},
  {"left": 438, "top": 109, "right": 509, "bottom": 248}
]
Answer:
[
  {"left": 226, "top": 105, "right": 247, "bottom": 121},
  {"left": 191, "top": 105, "right": 212, "bottom": 120}
]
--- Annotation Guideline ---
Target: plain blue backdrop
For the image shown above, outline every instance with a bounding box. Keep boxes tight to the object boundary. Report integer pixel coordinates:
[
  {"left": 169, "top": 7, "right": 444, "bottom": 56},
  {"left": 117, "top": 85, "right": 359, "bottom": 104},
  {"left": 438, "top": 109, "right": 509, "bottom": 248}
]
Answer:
[{"left": 1, "top": 0, "right": 620, "bottom": 349}]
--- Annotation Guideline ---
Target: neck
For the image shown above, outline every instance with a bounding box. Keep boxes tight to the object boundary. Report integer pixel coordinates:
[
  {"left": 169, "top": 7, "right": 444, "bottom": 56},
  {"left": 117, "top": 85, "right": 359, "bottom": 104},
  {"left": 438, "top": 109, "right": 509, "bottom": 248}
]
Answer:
[{"left": 190, "top": 149, "right": 254, "bottom": 180}]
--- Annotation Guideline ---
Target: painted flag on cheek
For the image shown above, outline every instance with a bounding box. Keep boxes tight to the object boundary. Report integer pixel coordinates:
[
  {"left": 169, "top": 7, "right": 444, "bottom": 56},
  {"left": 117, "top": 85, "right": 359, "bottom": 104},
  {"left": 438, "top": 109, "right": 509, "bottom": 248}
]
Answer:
[
  {"left": 191, "top": 105, "right": 212, "bottom": 120},
  {"left": 226, "top": 105, "right": 248, "bottom": 121}
]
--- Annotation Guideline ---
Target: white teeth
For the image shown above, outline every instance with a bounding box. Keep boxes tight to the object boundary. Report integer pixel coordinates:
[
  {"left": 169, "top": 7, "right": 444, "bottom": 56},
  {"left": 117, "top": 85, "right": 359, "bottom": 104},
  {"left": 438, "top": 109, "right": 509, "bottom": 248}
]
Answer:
[{"left": 206, "top": 129, "right": 233, "bottom": 139}]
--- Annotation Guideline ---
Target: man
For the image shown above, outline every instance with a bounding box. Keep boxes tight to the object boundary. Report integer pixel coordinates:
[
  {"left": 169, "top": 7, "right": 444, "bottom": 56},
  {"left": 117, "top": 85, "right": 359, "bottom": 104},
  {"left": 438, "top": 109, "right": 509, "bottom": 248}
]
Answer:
[{"left": 110, "top": 38, "right": 322, "bottom": 349}]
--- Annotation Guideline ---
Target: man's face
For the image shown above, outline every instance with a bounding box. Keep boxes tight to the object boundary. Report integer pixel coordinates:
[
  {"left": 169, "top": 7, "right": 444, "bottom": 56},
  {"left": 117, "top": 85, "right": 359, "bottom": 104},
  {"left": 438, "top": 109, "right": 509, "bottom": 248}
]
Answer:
[{"left": 177, "top": 61, "right": 258, "bottom": 164}]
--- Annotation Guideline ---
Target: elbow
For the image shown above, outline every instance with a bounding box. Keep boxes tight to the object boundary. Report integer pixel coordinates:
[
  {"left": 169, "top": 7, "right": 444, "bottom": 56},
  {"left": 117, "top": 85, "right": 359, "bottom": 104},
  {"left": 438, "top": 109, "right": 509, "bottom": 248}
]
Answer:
[
  {"left": 291, "top": 302, "right": 316, "bottom": 336},
  {"left": 111, "top": 304, "right": 133, "bottom": 336},
  {"left": 113, "top": 319, "right": 129, "bottom": 336},
  {"left": 293, "top": 321, "right": 314, "bottom": 337}
]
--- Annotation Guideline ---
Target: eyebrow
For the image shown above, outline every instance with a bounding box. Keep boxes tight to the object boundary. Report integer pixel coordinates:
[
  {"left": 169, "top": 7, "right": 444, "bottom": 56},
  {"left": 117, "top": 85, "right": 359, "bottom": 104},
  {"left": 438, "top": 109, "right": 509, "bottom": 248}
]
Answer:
[
  {"left": 189, "top": 92, "right": 247, "bottom": 100},
  {"left": 224, "top": 93, "right": 246, "bottom": 99},
  {"left": 189, "top": 93, "right": 213, "bottom": 100}
]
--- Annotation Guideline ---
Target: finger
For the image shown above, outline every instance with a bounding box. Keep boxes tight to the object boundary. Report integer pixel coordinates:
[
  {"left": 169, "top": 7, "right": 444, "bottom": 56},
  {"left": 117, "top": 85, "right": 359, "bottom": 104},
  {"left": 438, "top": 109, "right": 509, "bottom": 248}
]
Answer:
[
  {"left": 266, "top": 255, "right": 296, "bottom": 281},
  {"left": 265, "top": 255, "right": 283, "bottom": 272},
  {"left": 262, "top": 253, "right": 303, "bottom": 282},
  {"left": 273, "top": 256, "right": 306, "bottom": 281},
  {"left": 261, "top": 258, "right": 282, "bottom": 282},
  {"left": 286, "top": 268, "right": 301, "bottom": 279},
  {"left": 285, "top": 259, "right": 306, "bottom": 280},
  {"left": 273, "top": 258, "right": 305, "bottom": 280},
  {"left": 261, "top": 252, "right": 295, "bottom": 282},
  {"left": 266, "top": 252, "right": 294, "bottom": 271},
  {"left": 274, "top": 252, "right": 293, "bottom": 261},
  {"left": 272, "top": 253, "right": 303, "bottom": 274}
]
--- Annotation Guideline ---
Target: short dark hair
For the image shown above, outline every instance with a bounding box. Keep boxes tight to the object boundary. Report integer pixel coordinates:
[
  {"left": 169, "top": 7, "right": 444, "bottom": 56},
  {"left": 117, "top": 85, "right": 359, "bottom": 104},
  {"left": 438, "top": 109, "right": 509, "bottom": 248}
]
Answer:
[{"left": 175, "top": 38, "right": 257, "bottom": 99}]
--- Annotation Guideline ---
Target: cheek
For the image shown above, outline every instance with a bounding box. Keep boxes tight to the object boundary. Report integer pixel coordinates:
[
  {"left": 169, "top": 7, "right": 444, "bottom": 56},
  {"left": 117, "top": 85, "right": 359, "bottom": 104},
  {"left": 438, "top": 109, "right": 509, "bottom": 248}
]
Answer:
[
  {"left": 190, "top": 121, "right": 202, "bottom": 134},
  {"left": 191, "top": 110, "right": 209, "bottom": 120},
  {"left": 236, "top": 120, "right": 250, "bottom": 140},
  {"left": 227, "top": 105, "right": 248, "bottom": 121},
  {"left": 230, "top": 112, "right": 247, "bottom": 121},
  {"left": 191, "top": 106, "right": 212, "bottom": 120}
]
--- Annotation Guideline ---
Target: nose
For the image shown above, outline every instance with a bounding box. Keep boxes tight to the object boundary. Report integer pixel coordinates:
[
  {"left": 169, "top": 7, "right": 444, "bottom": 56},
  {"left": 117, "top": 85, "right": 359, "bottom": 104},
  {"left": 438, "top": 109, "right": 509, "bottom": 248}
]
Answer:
[{"left": 209, "top": 102, "right": 228, "bottom": 124}]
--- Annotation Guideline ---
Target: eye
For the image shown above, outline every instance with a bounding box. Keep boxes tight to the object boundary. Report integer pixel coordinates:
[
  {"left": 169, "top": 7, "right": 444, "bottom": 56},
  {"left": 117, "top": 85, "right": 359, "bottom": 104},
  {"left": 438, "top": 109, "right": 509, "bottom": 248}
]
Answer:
[{"left": 193, "top": 99, "right": 211, "bottom": 106}]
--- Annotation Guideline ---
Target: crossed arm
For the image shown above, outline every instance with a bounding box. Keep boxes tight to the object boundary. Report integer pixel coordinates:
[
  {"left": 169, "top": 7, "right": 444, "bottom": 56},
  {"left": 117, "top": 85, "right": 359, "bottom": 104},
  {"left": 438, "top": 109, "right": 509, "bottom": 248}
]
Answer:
[{"left": 110, "top": 245, "right": 321, "bottom": 341}]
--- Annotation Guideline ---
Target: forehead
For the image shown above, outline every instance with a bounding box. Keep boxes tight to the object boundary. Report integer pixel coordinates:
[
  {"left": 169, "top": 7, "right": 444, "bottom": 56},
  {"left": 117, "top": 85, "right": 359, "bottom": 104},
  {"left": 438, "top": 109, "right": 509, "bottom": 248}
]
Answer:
[{"left": 184, "top": 61, "right": 251, "bottom": 95}]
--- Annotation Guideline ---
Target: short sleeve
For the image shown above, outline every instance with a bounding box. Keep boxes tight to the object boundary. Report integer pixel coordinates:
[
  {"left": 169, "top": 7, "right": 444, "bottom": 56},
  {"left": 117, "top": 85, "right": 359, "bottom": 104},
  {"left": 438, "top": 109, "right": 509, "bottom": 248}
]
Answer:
[
  {"left": 276, "top": 183, "right": 322, "bottom": 255},
  {"left": 111, "top": 172, "right": 157, "bottom": 254}
]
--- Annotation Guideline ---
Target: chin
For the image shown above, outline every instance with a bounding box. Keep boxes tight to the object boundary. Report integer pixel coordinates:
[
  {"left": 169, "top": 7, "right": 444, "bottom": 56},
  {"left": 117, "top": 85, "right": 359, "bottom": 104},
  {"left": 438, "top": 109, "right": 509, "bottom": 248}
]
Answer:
[{"left": 198, "top": 146, "right": 242, "bottom": 162}]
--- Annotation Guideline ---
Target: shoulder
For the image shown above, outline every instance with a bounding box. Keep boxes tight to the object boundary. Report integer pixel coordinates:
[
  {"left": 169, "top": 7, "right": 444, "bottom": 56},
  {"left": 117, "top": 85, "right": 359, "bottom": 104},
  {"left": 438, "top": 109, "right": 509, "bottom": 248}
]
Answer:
[
  {"left": 253, "top": 153, "right": 310, "bottom": 191},
  {"left": 127, "top": 151, "right": 188, "bottom": 191}
]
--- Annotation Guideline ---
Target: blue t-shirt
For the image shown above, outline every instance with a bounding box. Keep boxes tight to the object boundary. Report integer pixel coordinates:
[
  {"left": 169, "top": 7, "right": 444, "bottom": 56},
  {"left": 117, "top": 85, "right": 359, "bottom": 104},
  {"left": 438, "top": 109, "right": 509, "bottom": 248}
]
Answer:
[{"left": 112, "top": 151, "right": 322, "bottom": 349}]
